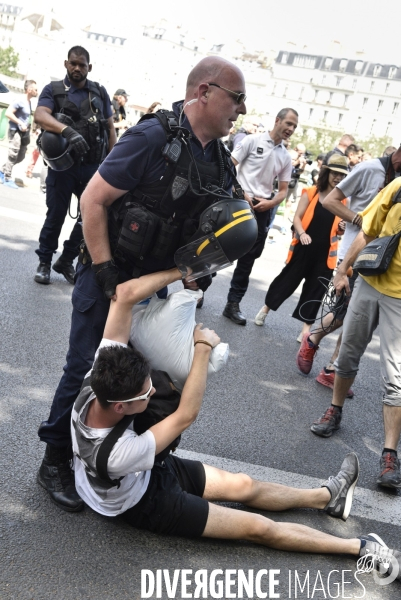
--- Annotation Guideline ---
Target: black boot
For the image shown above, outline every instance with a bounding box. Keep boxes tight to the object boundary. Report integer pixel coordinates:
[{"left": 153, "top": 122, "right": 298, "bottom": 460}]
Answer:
[
  {"left": 37, "top": 444, "right": 84, "bottom": 512},
  {"left": 34, "top": 262, "right": 51, "bottom": 284},
  {"left": 52, "top": 257, "right": 75, "bottom": 285},
  {"left": 223, "top": 301, "right": 247, "bottom": 325}
]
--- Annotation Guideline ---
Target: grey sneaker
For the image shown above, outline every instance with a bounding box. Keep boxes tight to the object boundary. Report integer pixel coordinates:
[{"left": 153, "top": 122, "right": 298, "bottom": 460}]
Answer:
[
  {"left": 322, "top": 452, "right": 359, "bottom": 521},
  {"left": 357, "top": 533, "right": 401, "bottom": 582}
]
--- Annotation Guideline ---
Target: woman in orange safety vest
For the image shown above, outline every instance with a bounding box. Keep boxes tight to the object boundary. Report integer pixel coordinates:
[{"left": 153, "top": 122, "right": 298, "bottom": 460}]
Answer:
[{"left": 254, "top": 154, "right": 349, "bottom": 337}]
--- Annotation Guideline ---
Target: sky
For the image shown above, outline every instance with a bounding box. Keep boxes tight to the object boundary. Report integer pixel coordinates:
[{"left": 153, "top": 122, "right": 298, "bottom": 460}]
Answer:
[{"left": 22, "top": 0, "right": 400, "bottom": 65}]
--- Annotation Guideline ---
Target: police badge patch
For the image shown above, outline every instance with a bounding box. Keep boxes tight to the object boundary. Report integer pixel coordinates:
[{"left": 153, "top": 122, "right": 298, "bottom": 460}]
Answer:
[{"left": 171, "top": 175, "right": 189, "bottom": 200}]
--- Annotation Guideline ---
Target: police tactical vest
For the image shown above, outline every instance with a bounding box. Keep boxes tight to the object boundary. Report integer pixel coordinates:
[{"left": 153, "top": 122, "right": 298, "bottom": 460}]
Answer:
[
  {"left": 51, "top": 80, "right": 109, "bottom": 165},
  {"left": 108, "top": 109, "right": 241, "bottom": 274}
]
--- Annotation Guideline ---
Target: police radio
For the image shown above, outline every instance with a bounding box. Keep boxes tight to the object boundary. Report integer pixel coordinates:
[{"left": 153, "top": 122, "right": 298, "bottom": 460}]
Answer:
[{"left": 162, "top": 134, "right": 182, "bottom": 164}]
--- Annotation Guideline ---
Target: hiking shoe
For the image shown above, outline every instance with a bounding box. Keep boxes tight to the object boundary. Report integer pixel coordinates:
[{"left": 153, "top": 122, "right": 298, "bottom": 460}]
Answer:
[
  {"left": 322, "top": 452, "right": 359, "bottom": 521},
  {"left": 52, "top": 257, "right": 75, "bottom": 285},
  {"left": 296, "top": 334, "right": 318, "bottom": 375},
  {"left": 377, "top": 452, "right": 401, "bottom": 488},
  {"left": 34, "top": 262, "right": 51, "bottom": 284},
  {"left": 311, "top": 406, "right": 342, "bottom": 437},
  {"left": 37, "top": 444, "right": 84, "bottom": 512},
  {"left": 254, "top": 307, "right": 268, "bottom": 326},
  {"left": 357, "top": 533, "right": 401, "bottom": 582},
  {"left": 223, "top": 301, "right": 246, "bottom": 325},
  {"left": 316, "top": 368, "right": 354, "bottom": 399}
]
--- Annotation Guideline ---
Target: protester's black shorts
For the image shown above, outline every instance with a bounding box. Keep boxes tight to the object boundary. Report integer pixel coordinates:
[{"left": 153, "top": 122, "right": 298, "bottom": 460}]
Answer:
[{"left": 122, "top": 455, "right": 209, "bottom": 538}]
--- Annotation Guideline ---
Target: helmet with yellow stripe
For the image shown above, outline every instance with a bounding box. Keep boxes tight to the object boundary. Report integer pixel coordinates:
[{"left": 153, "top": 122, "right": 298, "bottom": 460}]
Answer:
[{"left": 174, "top": 199, "right": 257, "bottom": 281}]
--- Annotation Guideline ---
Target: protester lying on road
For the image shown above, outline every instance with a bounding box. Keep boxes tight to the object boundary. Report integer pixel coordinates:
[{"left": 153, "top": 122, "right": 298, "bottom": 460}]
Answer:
[{"left": 68, "top": 267, "right": 401, "bottom": 582}]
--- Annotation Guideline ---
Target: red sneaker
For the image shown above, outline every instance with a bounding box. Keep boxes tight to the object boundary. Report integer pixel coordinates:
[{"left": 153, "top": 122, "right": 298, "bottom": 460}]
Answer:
[
  {"left": 316, "top": 368, "right": 354, "bottom": 399},
  {"left": 296, "top": 334, "right": 318, "bottom": 375}
]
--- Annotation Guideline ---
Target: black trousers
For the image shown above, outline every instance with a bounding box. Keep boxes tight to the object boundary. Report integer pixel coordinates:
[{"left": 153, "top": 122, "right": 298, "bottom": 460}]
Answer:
[
  {"left": 35, "top": 162, "right": 98, "bottom": 264},
  {"left": 227, "top": 209, "right": 271, "bottom": 303},
  {"left": 265, "top": 243, "right": 333, "bottom": 323}
]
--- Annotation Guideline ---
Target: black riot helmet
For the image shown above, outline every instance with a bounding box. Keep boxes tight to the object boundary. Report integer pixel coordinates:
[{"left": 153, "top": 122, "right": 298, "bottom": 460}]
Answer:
[
  {"left": 0, "top": 80, "right": 9, "bottom": 93},
  {"left": 37, "top": 130, "right": 74, "bottom": 171},
  {"left": 174, "top": 199, "right": 258, "bottom": 281}
]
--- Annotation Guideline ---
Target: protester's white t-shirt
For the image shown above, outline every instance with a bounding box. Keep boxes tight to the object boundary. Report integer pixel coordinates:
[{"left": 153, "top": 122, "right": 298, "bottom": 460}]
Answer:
[
  {"left": 232, "top": 132, "right": 291, "bottom": 198},
  {"left": 336, "top": 159, "right": 386, "bottom": 259},
  {"left": 71, "top": 339, "right": 156, "bottom": 516}
]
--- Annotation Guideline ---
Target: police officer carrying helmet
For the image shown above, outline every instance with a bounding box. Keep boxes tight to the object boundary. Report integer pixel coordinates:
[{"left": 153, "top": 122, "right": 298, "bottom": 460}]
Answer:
[
  {"left": 36, "top": 56, "right": 258, "bottom": 512},
  {"left": 33, "top": 45, "right": 116, "bottom": 285}
]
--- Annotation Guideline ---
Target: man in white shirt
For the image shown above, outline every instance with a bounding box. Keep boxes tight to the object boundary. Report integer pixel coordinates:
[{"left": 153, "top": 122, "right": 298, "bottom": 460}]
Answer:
[
  {"left": 223, "top": 108, "right": 296, "bottom": 325},
  {"left": 66, "top": 268, "right": 401, "bottom": 576}
]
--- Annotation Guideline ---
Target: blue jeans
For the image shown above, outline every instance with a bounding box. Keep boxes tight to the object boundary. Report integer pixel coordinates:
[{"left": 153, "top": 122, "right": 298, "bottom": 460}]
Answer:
[{"left": 35, "top": 163, "right": 98, "bottom": 264}]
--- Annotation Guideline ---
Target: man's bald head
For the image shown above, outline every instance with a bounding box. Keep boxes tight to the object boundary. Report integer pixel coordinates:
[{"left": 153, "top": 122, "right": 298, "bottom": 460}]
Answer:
[{"left": 186, "top": 57, "right": 243, "bottom": 95}]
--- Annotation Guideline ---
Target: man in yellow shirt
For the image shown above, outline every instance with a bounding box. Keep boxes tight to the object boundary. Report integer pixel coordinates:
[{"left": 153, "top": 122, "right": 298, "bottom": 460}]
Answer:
[{"left": 310, "top": 178, "right": 401, "bottom": 489}]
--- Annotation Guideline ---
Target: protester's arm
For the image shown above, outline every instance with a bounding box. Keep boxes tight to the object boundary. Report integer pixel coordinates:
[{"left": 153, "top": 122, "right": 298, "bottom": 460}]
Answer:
[
  {"left": 80, "top": 171, "right": 128, "bottom": 264},
  {"left": 293, "top": 191, "right": 312, "bottom": 244},
  {"left": 103, "top": 268, "right": 182, "bottom": 344},
  {"left": 149, "top": 324, "right": 221, "bottom": 455},
  {"left": 333, "top": 230, "right": 375, "bottom": 294},
  {"left": 322, "top": 186, "right": 362, "bottom": 227}
]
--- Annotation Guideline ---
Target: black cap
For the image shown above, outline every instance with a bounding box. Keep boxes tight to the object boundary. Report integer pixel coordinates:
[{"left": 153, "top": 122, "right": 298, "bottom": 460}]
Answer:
[
  {"left": 0, "top": 80, "right": 9, "bottom": 93},
  {"left": 115, "top": 88, "right": 128, "bottom": 97}
]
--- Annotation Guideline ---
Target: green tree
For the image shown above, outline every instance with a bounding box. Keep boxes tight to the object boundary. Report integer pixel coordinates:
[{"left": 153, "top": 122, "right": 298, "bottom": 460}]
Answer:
[
  {"left": 0, "top": 46, "right": 19, "bottom": 78},
  {"left": 357, "top": 135, "right": 393, "bottom": 158}
]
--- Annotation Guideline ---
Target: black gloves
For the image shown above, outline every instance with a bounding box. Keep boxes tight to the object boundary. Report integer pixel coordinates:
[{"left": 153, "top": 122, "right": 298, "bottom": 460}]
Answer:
[
  {"left": 62, "top": 126, "right": 89, "bottom": 158},
  {"left": 194, "top": 274, "right": 214, "bottom": 292},
  {"left": 92, "top": 261, "right": 120, "bottom": 300}
]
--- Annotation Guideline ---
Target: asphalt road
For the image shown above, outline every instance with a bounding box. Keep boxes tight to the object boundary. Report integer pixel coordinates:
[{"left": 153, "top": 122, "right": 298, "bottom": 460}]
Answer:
[{"left": 1, "top": 179, "right": 400, "bottom": 600}]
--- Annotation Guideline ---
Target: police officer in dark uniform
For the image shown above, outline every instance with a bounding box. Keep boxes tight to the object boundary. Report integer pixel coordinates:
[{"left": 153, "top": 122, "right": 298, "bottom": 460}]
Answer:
[
  {"left": 36, "top": 56, "right": 250, "bottom": 512},
  {"left": 33, "top": 46, "right": 116, "bottom": 285}
]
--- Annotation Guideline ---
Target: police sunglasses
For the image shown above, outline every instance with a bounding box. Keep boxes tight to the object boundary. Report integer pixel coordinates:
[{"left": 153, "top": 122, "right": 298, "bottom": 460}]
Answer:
[
  {"left": 107, "top": 378, "right": 153, "bottom": 403},
  {"left": 207, "top": 83, "right": 246, "bottom": 105}
]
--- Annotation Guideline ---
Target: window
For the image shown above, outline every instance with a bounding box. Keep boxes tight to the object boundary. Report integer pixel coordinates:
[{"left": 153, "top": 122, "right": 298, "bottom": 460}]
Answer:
[
  {"left": 393, "top": 102, "right": 399, "bottom": 115},
  {"left": 370, "top": 81, "right": 375, "bottom": 91},
  {"left": 323, "top": 110, "right": 328, "bottom": 122},
  {"left": 309, "top": 108, "right": 314, "bottom": 119},
  {"left": 322, "top": 75, "right": 326, "bottom": 84},
  {"left": 378, "top": 99, "right": 383, "bottom": 111},
  {"left": 336, "top": 76, "right": 343, "bottom": 87},
  {"left": 373, "top": 64, "right": 382, "bottom": 77},
  {"left": 363, "top": 97, "right": 368, "bottom": 108},
  {"left": 283, "top": 86, "right": 288, "bottom": 98},
  {"left": 386, "top": 122, "right": 392, "bottom": 135},
  {"left": 344, "top": 94, "right": 350, "bottom": 107},
  {"left": 299, "top": 86, "right": 304, "bottom": 100},
  {"left": 328, "top": 92, "right": 333, "bottom": 104},
  {"left": 325, "top": 57, "right": 333, "bottom": 70},
  {"left": 389, "top": 66, "right": 397, "bottom": 79},
  {"left": 386, "top": 83, "right": 390, "bottom": 93},
  {"left": 352, "top": 78, "right": 357, "bottom": 90},
  {"left": 340, "top": 59, "right": 347, "bottom": 72},
  {"left": 338, "top": 113, "right": 344, "bottom": 125},
  {"left": 370, "top": 119, "right": 376, "bottom": 134},
  {"left": 281, "top": 52, "right": 288, "bottom": 64},
  {"left": 355, "top": 117, "right": 361, "bottom": 132},
  {"left": 355, "top": 61, "right": 363, "bottom": 74}
]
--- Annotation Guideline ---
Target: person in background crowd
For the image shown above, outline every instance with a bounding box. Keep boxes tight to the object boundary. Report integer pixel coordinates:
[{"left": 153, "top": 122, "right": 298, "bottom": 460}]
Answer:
[
  {"left": 345, "top": 144, "right": 363, "bottom": 170},
  {"left": 33, "top": 46, "right": 115, "bottom": 286},
  {"left": 222, "top": 108, "right": 295, "bottom": 325},
  {"left": 362, "top": 152, "right": 373, "bottom": 161},
  {"left": 0, "top": 79, "right": 38, "bottom": 189},
  {"left": 324, "top": 134, "right": 355, "bottom": 165},
  {"left": 254, "top": 155, "right": 348, "bottom": 340},
  {"left": 311, "top": 154, "right": 325, "bottom": 185},
  {"left": 230, "top": 117, "right": 259, "bottom": 150},
  {"left": 146, "top": 101, "right": 162, "bottom": 114},
  {"left": 282, "top": 144, "right": 307, "bottom": 232},
  {"left": 383, "top": 146, "right": 397, "bottom": 157},
  {"left": 112, "top": 89, "right": 128, "bottom": 138},
  {"left": 310, "top": 177, "right": 401, "bottom": 491},
  {"left": 295, "top": 145, "right": 401, "bottom": 394}
]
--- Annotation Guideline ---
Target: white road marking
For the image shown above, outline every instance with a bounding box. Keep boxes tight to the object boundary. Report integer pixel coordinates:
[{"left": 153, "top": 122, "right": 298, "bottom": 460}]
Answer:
[{"left": 176, "top": 449, "right": 401, "bottom": 527}]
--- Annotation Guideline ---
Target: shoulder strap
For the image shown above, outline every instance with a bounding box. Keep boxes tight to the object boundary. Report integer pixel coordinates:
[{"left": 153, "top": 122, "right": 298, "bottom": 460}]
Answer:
[
  {"left": 96, "top": 414, "right": 135, "bottom": 487},
  {"left": 137, "top": 109, "right": 179, "bottom": 140},
  {"left": 88, "top": 81, "right": 103, "bottom": 100},
  {"left": 392, "top": 185, "right": 401, "bottom": 205},
  {"left": 51, "top": 80, "right": 68, "bottom": 113}
]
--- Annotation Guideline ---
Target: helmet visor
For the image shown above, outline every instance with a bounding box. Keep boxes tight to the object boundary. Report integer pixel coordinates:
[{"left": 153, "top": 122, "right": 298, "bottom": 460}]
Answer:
[{"left": 174, "top": 234, "right": 232, "bottom": 282}]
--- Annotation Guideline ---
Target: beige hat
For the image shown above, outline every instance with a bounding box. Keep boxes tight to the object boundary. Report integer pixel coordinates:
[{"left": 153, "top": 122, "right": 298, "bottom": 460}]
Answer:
[{"left": 323, "top": 154, "right": 349, "bottom": 175}]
